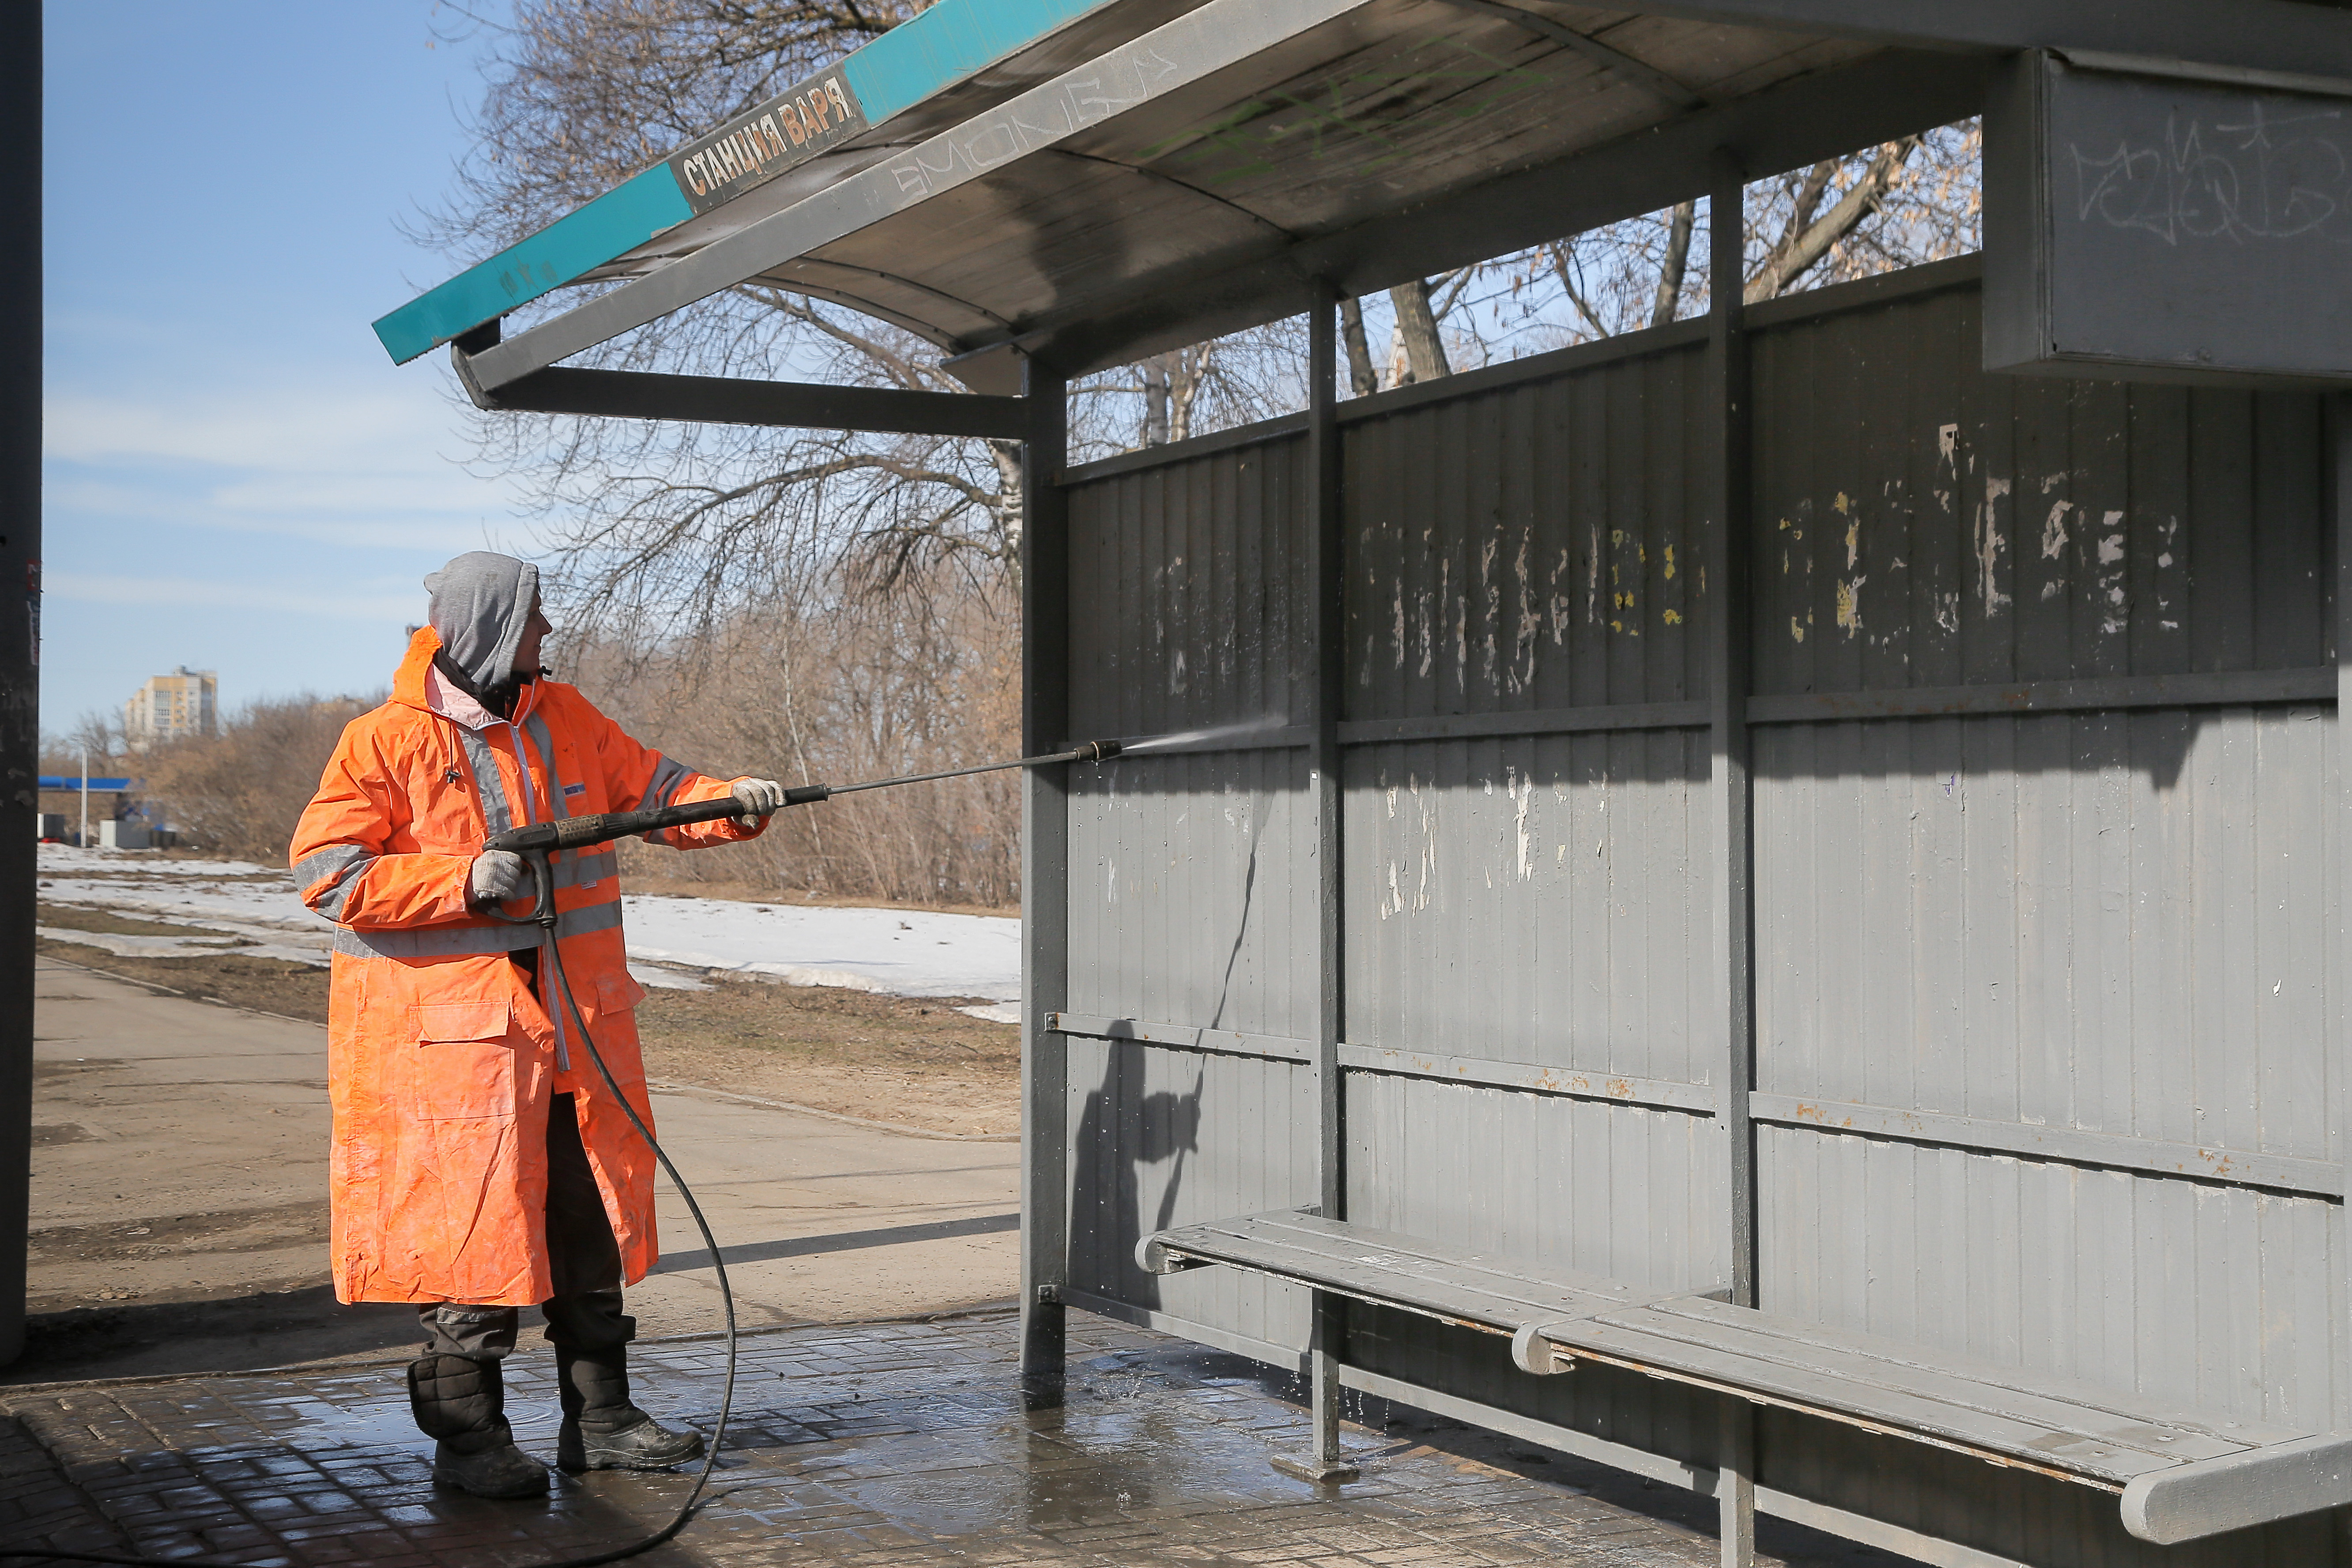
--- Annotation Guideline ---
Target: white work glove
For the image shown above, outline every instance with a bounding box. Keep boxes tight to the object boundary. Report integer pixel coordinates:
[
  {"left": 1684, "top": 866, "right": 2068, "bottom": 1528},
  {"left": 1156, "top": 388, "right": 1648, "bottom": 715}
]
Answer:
[
  {"left": 469, "top": 849, "right": 528, "bottom": 906},
  {"left": 730, "top": 777, "right": 787, "bottom": 825}
]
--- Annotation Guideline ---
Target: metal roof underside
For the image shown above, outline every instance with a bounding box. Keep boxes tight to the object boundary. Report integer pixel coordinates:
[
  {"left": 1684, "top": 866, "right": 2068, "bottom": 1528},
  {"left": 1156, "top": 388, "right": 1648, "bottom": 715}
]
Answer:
[{"left": 448, "top": 0, "right": 2352, "bottom": 392}]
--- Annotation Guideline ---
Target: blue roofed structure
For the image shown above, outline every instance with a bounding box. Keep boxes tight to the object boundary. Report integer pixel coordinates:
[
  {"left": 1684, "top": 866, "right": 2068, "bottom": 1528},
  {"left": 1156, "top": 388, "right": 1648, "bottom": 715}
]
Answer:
[{"left": 374, "top": 0, "right": 1178, "bottom": 364}]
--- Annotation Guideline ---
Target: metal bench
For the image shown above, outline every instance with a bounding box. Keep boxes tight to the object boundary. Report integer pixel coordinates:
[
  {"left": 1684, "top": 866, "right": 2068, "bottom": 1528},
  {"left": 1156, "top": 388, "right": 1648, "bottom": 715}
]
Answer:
[{"left": 1139, "top": 1209, "right": 2352, "bottom": 1545}]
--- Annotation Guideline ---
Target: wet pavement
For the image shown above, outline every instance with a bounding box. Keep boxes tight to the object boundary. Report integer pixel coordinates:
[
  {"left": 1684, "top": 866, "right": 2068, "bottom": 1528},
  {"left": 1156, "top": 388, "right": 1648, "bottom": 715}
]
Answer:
[{"left": 3, "top": 1311, "right": 1917, "bottom": 1566}]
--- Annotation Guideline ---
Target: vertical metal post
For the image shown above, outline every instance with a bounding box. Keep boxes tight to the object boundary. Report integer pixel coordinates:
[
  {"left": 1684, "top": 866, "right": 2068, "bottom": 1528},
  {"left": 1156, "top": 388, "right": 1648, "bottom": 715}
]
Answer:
[
  {"left": 0, "top": 0, "right": 40, "bottom": 1368},
  {"left": 2333, "top": 392, "right": 2352, "bottom": 1448},
  {"left": 1705, "top": 155, "right": 1757, "bottom": 1567},
  {"left": 1274, "top": 280, "right": 1359, "bottom": 1484},
  {"left": 1019, "top": 360, "right": 1071, "bottom": 1411}
]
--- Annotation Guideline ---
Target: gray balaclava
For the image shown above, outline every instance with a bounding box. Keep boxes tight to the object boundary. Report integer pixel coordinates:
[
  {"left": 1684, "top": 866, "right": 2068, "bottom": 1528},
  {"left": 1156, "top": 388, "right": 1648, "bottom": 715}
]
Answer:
[{"left": 423, "top": 551, "right": 540, "bottom": 694}]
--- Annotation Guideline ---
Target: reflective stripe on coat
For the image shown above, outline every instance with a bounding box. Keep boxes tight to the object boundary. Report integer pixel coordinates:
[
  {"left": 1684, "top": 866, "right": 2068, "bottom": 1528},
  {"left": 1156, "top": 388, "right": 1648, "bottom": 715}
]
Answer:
[{"left": 290, "top": 626, "right": 762, "bottom": 1306}]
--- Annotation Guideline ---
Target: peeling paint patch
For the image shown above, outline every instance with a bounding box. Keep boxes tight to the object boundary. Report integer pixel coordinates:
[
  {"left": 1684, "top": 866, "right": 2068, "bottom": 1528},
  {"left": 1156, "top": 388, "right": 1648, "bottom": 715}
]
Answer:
[
  {"left": 1937, "top": 423, "right": 1959, "bottom": 468},
  {"left": 1844, "top": 520, "right": 1860, "bottom": 571},
  {"left": 1508, "top": 769, "right": 1533, "bottom": 881},
  {"left": 2040, "top": 500, "right": 2072, "bottom": 560},
  {"left": 1976, "top": 478, "right": 2012, "bottom": 615},
  {"left": 1836, "top": 577, "right": 1866, "bottom": 636},
  {"left": 1511, "top": 532, "right": 1536, "bottom": 694}
]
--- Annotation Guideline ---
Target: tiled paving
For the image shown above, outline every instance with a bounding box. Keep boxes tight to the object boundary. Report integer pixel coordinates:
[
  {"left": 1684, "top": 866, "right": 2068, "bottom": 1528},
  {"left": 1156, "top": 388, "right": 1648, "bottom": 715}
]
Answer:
[{"left": 1, "top": 1312, "right": 1916, "bottom": 1566}]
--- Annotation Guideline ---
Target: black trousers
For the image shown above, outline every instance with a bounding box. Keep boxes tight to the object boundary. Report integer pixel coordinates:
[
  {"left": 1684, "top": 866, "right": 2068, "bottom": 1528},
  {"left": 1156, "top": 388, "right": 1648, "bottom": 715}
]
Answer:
[{"left": 418, "top": 1092, "right": 633, "bottom": 1357}]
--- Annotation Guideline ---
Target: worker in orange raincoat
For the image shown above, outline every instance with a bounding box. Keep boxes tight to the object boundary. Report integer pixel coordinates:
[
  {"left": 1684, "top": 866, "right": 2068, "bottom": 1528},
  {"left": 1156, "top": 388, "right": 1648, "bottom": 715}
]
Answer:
[{"left": 290, "top": 551, "right": 787, "bottom": 1499}]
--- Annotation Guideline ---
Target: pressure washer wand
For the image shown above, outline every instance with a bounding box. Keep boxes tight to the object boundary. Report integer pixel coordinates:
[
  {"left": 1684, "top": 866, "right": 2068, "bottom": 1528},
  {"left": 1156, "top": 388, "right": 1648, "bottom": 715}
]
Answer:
[{"left": 479, "top": 738, "right": 1124, "bottom": 858}]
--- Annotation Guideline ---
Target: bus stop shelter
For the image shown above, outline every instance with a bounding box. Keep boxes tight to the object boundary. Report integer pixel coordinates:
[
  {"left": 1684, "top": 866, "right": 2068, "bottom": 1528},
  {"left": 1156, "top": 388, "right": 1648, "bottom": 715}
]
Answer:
[{"left": 377, "top": 1, "right": 2352, "bottom": 1562}]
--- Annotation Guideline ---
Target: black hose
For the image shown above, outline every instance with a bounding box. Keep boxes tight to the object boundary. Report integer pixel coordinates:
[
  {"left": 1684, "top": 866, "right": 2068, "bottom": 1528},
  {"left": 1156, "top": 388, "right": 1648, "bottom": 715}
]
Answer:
[{"left": 6, "top": 885, "right": 740, "bottom": 1568}]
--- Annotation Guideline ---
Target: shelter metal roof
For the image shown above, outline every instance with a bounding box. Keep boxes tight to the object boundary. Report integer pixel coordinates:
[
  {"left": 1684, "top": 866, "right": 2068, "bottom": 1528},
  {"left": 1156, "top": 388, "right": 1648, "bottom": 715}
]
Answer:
[{"left": 390, "top": 0, "right": 2352, "bottom": 393}]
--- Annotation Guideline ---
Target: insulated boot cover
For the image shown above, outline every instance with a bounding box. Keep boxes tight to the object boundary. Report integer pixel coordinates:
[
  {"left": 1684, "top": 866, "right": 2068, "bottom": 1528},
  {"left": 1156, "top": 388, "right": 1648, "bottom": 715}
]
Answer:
[
  {"left": 408, "top": 1353, "right": 549, "bottom": 1499},
  {"left": 555, "top": 1344, "right": 705, "bottom": 1472},
  {"left": 432, "top": 1437, "right": 551, "bottom": 1499}
]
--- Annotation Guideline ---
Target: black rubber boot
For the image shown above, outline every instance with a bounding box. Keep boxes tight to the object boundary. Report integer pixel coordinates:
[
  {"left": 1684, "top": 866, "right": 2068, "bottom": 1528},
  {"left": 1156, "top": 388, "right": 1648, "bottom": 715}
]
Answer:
[
  {"left": 408, "top": 1353, "right": 550, "bottom": 1499},
  {"left": 555, "top": 1344, "right": 705, "bottom": 1472}
]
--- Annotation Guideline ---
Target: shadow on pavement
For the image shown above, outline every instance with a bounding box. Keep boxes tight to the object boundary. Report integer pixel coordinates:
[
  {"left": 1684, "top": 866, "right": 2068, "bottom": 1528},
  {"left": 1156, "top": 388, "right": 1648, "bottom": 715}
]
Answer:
[{"left": 2, "top": 1284, "right": 420, "bottom": 1386}]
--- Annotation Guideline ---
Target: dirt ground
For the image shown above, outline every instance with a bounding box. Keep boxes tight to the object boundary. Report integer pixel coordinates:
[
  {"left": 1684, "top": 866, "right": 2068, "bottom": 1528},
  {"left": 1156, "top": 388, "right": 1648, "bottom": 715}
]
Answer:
[{"left": 35, "top": 900, "right": 1020, "bottom": 1137}]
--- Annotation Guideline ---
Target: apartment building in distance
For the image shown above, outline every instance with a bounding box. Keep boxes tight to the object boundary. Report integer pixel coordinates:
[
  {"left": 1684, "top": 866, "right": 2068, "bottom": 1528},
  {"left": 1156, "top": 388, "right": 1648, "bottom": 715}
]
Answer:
[{"left": 124, "top": 666, "right": 216, "bottom": 750}]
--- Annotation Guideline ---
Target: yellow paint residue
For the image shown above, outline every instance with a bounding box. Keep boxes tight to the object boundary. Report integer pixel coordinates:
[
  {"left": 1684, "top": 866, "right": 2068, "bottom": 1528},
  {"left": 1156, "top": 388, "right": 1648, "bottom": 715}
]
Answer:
[
  {"left": 1663, "top": 545, "right": 1677, "bottom": 580},
  {"left": 1790, "top": 616, "right": 1806, "bottom": 644},
  {"left": 1663, "top": 608, "right": 1682, "bottom": 625},
  {"left": 1833, "top": 492, "right": 1851, "bottom": 514},
  {"left": 1836, "top": 577, "right": 1866, "bottom": 635}
]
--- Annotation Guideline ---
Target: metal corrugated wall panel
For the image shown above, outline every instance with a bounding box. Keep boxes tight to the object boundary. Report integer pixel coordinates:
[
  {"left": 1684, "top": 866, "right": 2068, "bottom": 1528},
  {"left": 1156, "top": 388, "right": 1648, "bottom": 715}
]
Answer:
[
  {"left": 1054, "top": 266, "right": 2345, "bottom": 1562},
  {"left": 1346, "top": 1073, "right": 1723, "bottom": 1291},
  {"left": 1346, "top": 347, "right": 1709, "bottom": 716},
  {"left": 1063, "top": 436, "right": 1317, "bottom": 1353},
  {"left": 1749, "top": 284, "right": 2329, "bottom": 692},
  {"left": 1065, "top": 750, "right": 1313, "bottom": 1038},
  {"left": 1756, "top": 709, "right": 2337, "bottom": 1161},
  {"left": 1063, "top": 1034, "right": 1314, "bottom": 1351},
  {"left": 1345, "top": 732, "right": 1707, "bottom": 1082},
  {"left": 1756, "top": 1124, "right": 2341, "bottom": 1428}
]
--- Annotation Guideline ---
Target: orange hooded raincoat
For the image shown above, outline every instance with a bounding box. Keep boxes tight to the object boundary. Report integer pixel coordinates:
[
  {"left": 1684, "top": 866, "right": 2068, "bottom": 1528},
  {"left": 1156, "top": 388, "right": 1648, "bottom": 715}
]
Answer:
[{"left": 291, "top": 626, "right": 760, "bottom": 1306}]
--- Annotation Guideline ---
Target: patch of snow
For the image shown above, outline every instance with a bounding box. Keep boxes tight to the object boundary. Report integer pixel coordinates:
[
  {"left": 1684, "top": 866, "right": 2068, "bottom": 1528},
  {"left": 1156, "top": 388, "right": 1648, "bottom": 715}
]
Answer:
[
  {"left": 619, "top": 895, "right": 1020, "bottom": 1002},
  {"left": 629, "top": 963, "right": 711, "bottom": 992},
  {"left": 37, "top": 926, "right": 328, "bottom": 966},
  {"left": 37, "top": 849, "right": 1020, "bottom": 1006},
  {"left": 957, "top": 1002, "right": 1022, "bottom": 1024},
  {"left": 38, "top": 844, "right": 278, "bottom": 877}
]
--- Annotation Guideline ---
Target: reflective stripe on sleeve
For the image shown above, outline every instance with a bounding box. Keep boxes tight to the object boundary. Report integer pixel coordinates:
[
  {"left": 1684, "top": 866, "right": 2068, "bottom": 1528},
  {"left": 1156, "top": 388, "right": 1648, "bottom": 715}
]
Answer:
[
  {"left": 642, "top": 754, "right": 694, "bottom": 811},
  {"left": 332, "top": 895, "right": 623, "bottom": 959},
  {"left": 311, "top": 856, "right": 377, "bottom": 923},
  {"left": 294, "top": 843, "right": 371, "bottom": 894}
]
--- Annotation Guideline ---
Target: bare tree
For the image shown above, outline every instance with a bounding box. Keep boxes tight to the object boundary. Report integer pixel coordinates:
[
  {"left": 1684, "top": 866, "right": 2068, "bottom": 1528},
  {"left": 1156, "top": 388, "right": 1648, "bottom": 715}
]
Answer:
[
  {"left": 1388, "top": 279, "right": 1452, "bottom": 383},
  {"left": 1649, "top": 200, "right": 1697, "bottom": 326}
]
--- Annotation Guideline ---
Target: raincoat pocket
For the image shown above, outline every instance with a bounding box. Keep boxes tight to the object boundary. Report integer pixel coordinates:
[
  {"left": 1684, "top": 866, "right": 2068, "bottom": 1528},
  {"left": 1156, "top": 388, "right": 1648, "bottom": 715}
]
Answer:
[
  {"left": 406, "top": 997, "right": 520, "bottom": 1121},
  {"left": 599, "top": 972, "right": 649, "bottom": 1015}
]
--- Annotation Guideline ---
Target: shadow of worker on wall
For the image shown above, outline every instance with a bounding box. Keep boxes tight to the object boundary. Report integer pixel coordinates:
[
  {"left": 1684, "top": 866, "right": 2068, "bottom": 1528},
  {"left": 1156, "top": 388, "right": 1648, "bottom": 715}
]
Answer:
[{"left": 1071, "top": 1049, "right": 1203, "bottom": 1310}]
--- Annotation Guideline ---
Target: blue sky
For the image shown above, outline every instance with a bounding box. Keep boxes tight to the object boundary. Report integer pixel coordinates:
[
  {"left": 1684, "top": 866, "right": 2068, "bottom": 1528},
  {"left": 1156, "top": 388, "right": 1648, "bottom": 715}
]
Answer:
[{"left": 42, "top": 2, "right": 527, "bottom": 734}]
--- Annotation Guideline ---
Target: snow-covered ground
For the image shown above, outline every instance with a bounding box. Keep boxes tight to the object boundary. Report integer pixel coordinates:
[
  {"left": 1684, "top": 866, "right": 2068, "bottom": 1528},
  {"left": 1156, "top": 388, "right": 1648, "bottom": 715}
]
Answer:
[{"left": 33, "top": 844, "right": 1021, "bottom": 1018}]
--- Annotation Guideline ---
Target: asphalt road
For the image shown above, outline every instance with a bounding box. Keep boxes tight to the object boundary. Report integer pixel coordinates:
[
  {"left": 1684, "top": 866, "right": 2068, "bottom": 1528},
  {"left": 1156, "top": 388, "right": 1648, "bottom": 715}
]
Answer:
[{"left": 19, "top": 954, "right": 1019, "bottom": 1381}]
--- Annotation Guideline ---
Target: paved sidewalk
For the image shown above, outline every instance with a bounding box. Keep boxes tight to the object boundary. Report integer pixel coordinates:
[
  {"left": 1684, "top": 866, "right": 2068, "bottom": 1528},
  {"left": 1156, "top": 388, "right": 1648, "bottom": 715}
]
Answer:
[
  {"left": 3, "top": 1312, "right": 1917, "bottom": 1567},
  {"left": 23, "top": 955, "right": 1016, "bottom": 1381}
]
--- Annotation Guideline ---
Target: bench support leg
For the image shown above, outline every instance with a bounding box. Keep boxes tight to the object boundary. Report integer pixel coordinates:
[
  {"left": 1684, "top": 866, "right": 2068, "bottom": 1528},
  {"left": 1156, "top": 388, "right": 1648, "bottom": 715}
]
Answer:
[
  {"left": 1719, "top": 1397, "right": 1756, "bottom": 1568},
  {"left": 1274, "top": 1293, "right": 1360, "bottom": 1483},
  {"left": 1021, "top": 1295, "right": 1065, "bottom": 1412}
]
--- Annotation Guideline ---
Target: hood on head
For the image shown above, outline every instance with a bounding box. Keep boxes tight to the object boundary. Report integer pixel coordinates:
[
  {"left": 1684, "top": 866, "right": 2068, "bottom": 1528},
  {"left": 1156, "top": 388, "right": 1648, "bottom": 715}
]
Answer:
[{"left": 423, "top": 552, "right": 539, "bottom": 694}]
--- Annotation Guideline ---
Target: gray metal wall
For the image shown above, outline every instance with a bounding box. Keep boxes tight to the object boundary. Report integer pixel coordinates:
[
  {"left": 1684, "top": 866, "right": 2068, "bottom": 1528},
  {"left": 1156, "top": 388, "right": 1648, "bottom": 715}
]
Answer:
[{"left": 1052, "top": 260, "right": 2343, "bottom": 1565}]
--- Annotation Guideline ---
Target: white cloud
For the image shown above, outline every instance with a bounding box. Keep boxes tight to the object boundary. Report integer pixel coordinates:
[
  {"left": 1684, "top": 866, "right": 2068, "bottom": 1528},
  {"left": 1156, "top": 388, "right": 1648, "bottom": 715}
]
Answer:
[
  {"left": 47, "top": 382, "right": 451, "bottom": 467},
  {"left": 43, "top": 374, "right": 528, "bottom": 526},
  {"left": 46, "top": 570, "right": 421, "bottom": 622}
]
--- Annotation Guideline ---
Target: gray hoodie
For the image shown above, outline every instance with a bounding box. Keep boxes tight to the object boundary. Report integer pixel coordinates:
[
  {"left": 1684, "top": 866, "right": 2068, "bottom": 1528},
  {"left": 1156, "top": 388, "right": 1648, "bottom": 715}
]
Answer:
[{"left": 423, "top": 551, "right": 539, "bottom": 694}]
